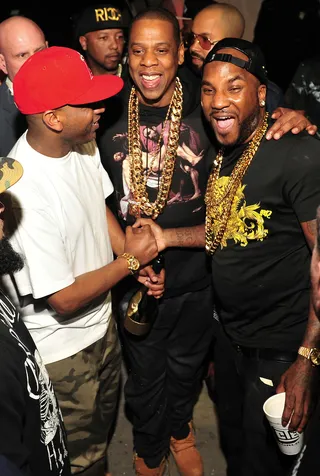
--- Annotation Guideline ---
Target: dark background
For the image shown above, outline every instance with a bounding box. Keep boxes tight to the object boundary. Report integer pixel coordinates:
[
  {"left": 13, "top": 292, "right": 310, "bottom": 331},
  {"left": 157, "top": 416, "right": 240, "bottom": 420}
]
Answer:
[{"left": 1, "top": 0, "right": 320, "bottom": 93}]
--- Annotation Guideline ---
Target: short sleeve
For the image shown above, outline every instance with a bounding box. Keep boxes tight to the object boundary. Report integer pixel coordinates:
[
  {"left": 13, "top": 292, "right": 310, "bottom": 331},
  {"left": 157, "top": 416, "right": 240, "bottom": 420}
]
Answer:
[
  {"left": 9, "top": 191, "right": 74, "bottom": 299},
  {"left": 98, "top": 158, "right": 114, "bottom": 199},
  {"left": 76, "top": 139, "right": 114, "bottom": 199},
  {"left": 282, "top": 135, "right": 320, "bottom": 222}
]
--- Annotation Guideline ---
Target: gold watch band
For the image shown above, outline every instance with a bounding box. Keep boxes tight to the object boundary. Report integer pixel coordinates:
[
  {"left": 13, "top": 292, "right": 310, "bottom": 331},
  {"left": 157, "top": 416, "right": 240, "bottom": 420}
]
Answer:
[
  {"left": 117, "top": 252, "right": 140, "bottom": 274},
  {"left": 298, "top": 346, "right": 311, "bottom": 360},
  {"left": 298, "top": 346, "right": 320, "bottom": 366}
]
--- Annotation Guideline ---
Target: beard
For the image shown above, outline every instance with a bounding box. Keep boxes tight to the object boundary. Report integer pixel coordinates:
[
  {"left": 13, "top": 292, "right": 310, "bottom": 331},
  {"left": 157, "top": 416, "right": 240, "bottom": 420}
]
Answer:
[
  {"left": 0, "top": 238, "right": 24, "bottom": 275},
  {"left": 236, "top": 102, "right": 262, "bottom": 147}
]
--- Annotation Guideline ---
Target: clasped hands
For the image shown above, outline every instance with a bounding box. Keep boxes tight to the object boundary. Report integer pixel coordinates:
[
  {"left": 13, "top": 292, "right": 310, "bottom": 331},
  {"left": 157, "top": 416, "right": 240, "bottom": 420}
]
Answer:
[{"left": 123, "top": 218, "right": 165, "bottom": 298}]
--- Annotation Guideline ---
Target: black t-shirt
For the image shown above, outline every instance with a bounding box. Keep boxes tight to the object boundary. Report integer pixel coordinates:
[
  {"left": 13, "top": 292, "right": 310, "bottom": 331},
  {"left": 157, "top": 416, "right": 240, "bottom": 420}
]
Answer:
[
  {"left": 100, "top": 77, "right": 213, "bottom": 297},
  {"left": 211, "top": 131, "right": 320, "bottom": 350},
  {"left": 0, "top": 291, "right": 70, "bottom": 476}
]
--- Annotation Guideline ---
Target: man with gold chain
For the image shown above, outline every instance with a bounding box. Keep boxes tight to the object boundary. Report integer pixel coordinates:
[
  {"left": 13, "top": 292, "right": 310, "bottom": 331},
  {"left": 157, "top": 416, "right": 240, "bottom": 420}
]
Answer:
[
  {"left": 135, "top": 37, "right": 320, "bottom": 476},
  {"left": 100, "top": 8, "right": 215, "bottom": 475}
]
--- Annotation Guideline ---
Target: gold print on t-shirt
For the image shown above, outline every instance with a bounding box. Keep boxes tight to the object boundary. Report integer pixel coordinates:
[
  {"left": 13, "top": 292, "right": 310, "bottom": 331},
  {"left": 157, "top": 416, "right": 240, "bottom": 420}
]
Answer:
[{"left": 213, "top": 176, "right": 272, "bottom": 248}]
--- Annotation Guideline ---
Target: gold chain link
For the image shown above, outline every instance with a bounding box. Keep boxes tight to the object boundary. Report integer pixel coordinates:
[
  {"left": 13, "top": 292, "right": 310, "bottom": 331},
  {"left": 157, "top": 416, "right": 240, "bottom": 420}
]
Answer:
[
  {"left": 205, "top": 112, "right": 269, "bottom": 254},
  {"left": 128, "top": 78, "right": 183, "bottom": 219}
]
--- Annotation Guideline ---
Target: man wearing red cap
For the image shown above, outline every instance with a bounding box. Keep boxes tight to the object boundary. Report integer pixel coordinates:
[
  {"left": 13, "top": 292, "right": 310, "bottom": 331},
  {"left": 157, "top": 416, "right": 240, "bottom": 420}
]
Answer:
[{"left": 4, "top": 46, "right": 163, "bottom": 476}]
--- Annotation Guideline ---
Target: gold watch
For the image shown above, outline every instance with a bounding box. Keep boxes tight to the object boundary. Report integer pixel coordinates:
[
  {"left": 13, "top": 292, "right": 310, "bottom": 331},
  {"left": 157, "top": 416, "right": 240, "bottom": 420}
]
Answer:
[
  {"left": 298, "top": 346, "right": 320, "bottom": 366},
  {"left": 118, "top": 252, "right": 140, "bottom": 274}
]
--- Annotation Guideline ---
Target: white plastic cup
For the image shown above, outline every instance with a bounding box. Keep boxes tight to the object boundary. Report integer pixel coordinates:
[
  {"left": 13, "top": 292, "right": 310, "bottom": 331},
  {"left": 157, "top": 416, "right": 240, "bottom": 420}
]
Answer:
[{"left": 263, "top": 392, "right": 304, "bottom": 456}]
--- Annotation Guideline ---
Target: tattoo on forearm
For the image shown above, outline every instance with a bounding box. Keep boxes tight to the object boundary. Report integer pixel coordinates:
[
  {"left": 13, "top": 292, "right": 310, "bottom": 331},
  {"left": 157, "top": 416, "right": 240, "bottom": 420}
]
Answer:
[
  {"left": 307, "top": 220, "right": 317, "bottom": 236},
  {"left": 175, "top": 226, "right": 205, "bottom": 248}
]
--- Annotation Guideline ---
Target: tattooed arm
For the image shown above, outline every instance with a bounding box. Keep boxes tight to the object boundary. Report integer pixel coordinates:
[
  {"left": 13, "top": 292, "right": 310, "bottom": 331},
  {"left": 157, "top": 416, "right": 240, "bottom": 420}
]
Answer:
[
  {"left": 132, "top": 219, "right": 205, "bottom": 251},
  {"left": 301, "top": 219, "right": 317, "bottom": 250},
  {"left": 277, "top": 218, "right": 320, "bottom": 432}
]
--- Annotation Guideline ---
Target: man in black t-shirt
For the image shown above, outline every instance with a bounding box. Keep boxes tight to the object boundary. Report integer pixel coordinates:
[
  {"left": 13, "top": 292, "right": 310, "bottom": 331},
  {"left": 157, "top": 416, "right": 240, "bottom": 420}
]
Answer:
[
  {"left": 100, "top": 8, "right": 215, "bottom": 475},
  {"left": 0, "top": 156, "right": 70, "bottom": 476},
  {"left": 134, "top": 38, "right": 320, "bottom": 476}
]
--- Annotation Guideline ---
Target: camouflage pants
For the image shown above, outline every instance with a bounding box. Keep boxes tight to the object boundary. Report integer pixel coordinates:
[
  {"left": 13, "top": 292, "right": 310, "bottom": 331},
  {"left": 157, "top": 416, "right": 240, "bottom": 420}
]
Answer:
[{"left": 46, "top": 317, "right": 122, "bottom": 475}]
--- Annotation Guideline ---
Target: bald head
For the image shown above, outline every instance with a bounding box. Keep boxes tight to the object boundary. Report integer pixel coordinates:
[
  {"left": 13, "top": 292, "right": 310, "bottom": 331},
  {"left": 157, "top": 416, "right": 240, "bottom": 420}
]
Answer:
[
  {"left": 189, "top": 3, "right": 245, "bottom": 72},
  {"left": 0, "top": 16, "right": 47, "bottom": 81}
]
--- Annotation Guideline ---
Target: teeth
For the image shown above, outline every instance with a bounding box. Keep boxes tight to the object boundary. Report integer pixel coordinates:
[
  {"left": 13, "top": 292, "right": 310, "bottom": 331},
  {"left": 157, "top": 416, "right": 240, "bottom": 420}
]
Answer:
[{"left": 142, "top": 74, "right": 159, "bottom": 80}]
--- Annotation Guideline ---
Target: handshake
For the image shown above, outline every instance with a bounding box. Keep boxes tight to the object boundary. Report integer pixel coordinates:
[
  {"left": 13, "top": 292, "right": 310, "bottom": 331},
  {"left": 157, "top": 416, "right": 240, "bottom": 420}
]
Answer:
[{"left": 123, "top": 218, "right": 166, "bottom": 298}]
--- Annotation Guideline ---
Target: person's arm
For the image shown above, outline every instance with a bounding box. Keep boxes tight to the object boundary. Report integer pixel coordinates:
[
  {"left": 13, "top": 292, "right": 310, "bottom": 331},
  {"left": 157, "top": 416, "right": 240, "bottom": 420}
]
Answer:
[
  {"left": 133, "top": 219, "right": 205, "bottom": 251},
  {"left": 48, "top": 225, "right": 158, "bottom": 315},
  {"left": 277, "top": 219, "right": 320, "bottom": 432},
  {"left": 266, "top": 108, "right": 317, "bottom": 140}
]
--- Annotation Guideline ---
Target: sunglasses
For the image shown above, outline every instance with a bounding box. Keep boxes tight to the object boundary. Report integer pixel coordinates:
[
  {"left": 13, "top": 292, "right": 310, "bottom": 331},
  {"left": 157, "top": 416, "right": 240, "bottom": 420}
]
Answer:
[{"left": 187, "top": 32, "right": 217, "bottom": 51}]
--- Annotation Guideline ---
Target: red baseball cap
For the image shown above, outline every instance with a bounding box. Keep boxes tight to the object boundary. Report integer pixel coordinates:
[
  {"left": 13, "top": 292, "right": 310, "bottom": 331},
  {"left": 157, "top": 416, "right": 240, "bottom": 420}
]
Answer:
[{"left": 13, "top": 46, "right": 124, "bottom": 114}]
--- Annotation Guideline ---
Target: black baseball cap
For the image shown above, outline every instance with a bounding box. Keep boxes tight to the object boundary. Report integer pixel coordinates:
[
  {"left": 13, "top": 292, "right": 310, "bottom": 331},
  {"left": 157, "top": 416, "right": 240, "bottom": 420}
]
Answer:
[
  {"left": 204, "top": 38, "right": 268, "bottom": 85},
  {"left": 74, "top": 4, "right": 126, "bottom": 37}
]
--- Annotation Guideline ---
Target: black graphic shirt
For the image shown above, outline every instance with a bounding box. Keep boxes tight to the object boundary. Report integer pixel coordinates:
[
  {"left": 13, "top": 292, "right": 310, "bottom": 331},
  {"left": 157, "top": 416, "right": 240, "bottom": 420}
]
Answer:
[
  {"left": 0, "top": 291, "right": 70, "bottom": 476},
  {"left": 211, "top": 131, "right": 320, "bottom": 350},
  {"left": 100, "top": 76, "right": 213, "bottom": 296}
]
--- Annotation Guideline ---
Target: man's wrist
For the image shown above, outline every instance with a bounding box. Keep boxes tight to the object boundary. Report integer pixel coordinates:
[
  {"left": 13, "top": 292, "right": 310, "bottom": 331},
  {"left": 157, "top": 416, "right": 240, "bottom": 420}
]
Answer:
[{"left": 117, "top": 253, "right": 140, "bottom": 274}]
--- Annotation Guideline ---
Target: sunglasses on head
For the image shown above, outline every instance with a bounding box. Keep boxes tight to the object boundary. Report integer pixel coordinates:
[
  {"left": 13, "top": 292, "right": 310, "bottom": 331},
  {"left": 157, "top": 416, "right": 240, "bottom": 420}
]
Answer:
[{"left": 187, "top": 32, "right": 218, "bottom": 51}]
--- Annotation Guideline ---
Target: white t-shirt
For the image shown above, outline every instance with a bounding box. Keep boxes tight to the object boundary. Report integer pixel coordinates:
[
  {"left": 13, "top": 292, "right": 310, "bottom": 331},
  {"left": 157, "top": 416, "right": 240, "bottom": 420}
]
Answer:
[{"left": 3, "top": 132, "right": 114, "bottom": 364}]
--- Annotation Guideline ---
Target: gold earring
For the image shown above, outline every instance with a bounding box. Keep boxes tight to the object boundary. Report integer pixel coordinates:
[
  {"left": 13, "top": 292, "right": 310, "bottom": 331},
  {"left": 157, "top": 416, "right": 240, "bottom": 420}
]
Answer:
[{"left": 260, "top": 100, "right": 266, "bottom": 107}]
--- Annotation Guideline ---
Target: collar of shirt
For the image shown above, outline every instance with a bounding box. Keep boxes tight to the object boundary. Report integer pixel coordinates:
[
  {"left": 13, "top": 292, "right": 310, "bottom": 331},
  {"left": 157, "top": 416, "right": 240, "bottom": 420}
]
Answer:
[{"left": 5, "top": 76, "right": 13, "bottom": 95}]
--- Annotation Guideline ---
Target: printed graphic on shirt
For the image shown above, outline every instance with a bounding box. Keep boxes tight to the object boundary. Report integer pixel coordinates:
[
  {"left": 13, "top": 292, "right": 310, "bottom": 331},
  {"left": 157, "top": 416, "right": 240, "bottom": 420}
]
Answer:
[
  {"left": 111, "top": 121, "right": 205, "bottom": 220},
  {"left": 35, "top": 351, "right": 68, "bottom": 472},
  {"left": 0, "top": 293, "right": 68, "bottom": 474},
  {"left": 214, "top": 176, "right": 272, "bottom": 248}
]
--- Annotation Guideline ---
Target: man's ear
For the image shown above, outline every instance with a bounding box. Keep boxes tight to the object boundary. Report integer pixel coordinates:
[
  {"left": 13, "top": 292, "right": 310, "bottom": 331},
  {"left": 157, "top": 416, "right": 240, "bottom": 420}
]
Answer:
[
  {"left": 178, "top": 42, "right": 185, "bottom": 66},
  {"left": 42, "top": 109, "right": 63, "bottom": 132},
  {"left": 258, "top": 84, "right": 267, "bottom": 107},
  {"left": 0, "top": 53, "right": 8, "bottom": 75},
  {"left": 79, "top": 35, "right": 87, "bottom": 51}
]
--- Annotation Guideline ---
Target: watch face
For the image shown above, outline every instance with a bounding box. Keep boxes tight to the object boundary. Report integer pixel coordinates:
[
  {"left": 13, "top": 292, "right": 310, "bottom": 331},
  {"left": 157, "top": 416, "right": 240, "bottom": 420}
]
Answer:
[
  {"left": 310, "top": 349, "right": 320, "bottom": 366},
  {"left": 131, "top": 257, "right": 140, "bottom": 271}
]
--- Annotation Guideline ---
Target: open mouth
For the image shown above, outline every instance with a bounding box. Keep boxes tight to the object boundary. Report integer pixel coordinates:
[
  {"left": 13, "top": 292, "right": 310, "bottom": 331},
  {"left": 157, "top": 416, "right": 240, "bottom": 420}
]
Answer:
[
  {"left": 140, "top": 73, "right": 162, "bottom": 89},
  {"left": 212, "top": 116, "right": 236, "bottom": 134}
]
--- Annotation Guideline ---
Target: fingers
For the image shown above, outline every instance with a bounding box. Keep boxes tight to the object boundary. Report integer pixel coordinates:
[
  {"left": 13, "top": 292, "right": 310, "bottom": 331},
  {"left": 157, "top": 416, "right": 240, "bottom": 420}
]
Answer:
[
  {"left": 143, "top": 265, "right": 159, "bottom": 283},
  {"left": 296, "top": 397, "right": 311, "bottom": 433},
  {"left": 271, "top": 110, "right": 282, "bottom": 120},
  {"left": 132, "top": 219, "right": 142, "bottom": 228},
  {"left": 144, "top": 269, "right": 165, "bottom": 297},
  {"left": 306, "top": 124, "right": 317, "bottom": 135},
  {"left": 281, "top": 391, "right": 295, "bottom": 428},
  {"left": 267, "top": 111, "right": 316, "bottom": 140},
  {"left": 133, "top": 218, "right": 153, "bottom": 228},
  {"left": 146, "top": 283, "right": 164, "bottom": 298},
  {"left": 266, "top": 112, "right": 299, "bottom": 140}
]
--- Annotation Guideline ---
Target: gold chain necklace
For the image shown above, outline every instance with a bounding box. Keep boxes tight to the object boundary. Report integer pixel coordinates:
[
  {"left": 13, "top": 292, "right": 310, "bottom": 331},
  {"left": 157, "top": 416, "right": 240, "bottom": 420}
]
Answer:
[
  {"left": 128, "top": 77, "right": 183, "bottom": 219},
  {"left": 143, "top": 103, "right": 173, "bottom": 184},
  {"left": 205, "top": 112, "right": 269, "bottom": 254}
]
